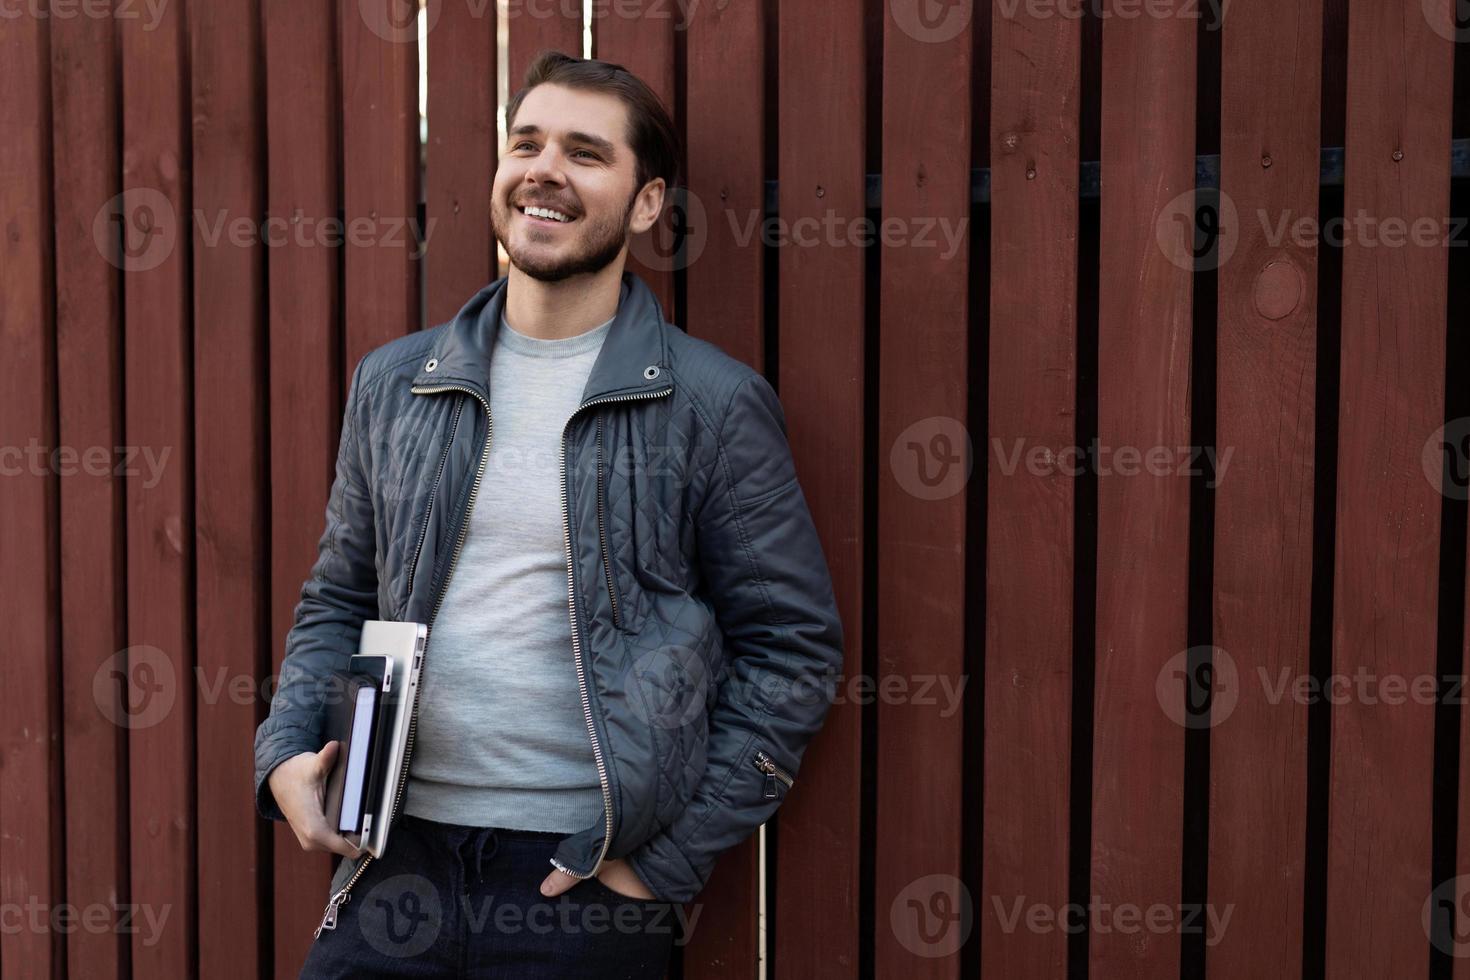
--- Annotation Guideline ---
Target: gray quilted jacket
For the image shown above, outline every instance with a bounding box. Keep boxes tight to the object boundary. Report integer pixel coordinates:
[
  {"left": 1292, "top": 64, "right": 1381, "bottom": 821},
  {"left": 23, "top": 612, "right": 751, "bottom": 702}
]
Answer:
[{"left": 253, "top": 271, "right": 843, "bottom": 930}]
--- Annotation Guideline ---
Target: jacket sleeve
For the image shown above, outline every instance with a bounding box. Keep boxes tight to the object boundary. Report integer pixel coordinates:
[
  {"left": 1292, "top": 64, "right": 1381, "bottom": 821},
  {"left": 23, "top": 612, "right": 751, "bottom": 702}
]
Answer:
[
  {"left": 253, "top": 357, "right": 381, "bottom": 822},
  {"left": 623, "top": 371, "right": 844, "bottom": 902}
]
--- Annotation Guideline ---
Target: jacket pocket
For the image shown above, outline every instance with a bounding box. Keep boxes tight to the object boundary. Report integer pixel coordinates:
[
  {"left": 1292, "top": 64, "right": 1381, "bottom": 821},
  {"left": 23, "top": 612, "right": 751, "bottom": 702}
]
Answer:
[{"left": 751, "top": 746, "right": 795, "bottom": 800}]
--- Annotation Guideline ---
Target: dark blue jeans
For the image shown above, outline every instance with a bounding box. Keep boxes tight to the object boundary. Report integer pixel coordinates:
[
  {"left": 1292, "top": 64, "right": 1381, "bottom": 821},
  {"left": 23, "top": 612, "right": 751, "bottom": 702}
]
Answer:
[{"left": 300, "top": 813, "right": 681, "bottom": 978}]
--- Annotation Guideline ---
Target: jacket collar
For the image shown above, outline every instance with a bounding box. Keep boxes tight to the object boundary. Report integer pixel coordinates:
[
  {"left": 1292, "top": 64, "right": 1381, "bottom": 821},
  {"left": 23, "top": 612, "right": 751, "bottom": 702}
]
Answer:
[{"left": 411, "top": 270, "right": 672, "bottom": 405}]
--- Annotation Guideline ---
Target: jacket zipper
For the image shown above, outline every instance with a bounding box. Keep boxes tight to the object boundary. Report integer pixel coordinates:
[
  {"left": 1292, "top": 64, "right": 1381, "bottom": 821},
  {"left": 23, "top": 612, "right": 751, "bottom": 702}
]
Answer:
[
  {"left": 595, "top": 414, "right": 622, "bottom": 630},
  {"left": 548, "top": 384, "right": 673, "bottom": 881},
  {"left": 753, "top": 749, "right": 795, "bottom": 800},
  {"left": 315, "top": 383, "right": 492, "bottom": 937},
  {"left": 403, "top": 396, "right": 464, "bottom": 612}
]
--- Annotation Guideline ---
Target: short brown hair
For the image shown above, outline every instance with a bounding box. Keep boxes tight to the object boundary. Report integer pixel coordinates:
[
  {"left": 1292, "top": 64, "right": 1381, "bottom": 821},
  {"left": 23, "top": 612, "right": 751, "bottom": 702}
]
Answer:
[{"left": 506, "top": 50, "right": 681, "bottom": 197}]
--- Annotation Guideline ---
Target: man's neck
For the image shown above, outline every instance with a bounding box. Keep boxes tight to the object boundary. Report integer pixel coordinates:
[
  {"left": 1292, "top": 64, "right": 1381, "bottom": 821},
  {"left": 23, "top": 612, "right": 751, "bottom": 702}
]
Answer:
[{"left": 502, "top": 260, "right": 624, "bottom": 340}]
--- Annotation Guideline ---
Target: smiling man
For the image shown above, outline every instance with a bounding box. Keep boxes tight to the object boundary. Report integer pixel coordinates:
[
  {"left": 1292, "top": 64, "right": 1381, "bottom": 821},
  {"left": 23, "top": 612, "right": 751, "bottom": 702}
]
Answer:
[{"left": 255, "top": 51, "right": 844, "bottom": 977}]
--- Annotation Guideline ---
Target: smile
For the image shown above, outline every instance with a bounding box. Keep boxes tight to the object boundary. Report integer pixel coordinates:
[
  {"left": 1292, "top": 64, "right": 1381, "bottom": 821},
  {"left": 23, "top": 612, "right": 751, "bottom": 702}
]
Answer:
[{"left": 518, "top": 204, "right": 576, "bottom": 224}]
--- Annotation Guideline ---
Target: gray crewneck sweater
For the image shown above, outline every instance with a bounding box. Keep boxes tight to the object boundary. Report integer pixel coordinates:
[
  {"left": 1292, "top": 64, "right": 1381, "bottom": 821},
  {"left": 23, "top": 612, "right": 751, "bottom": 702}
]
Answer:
[{"left": 402, "top": 306, "right": 614, "bottom": 831}]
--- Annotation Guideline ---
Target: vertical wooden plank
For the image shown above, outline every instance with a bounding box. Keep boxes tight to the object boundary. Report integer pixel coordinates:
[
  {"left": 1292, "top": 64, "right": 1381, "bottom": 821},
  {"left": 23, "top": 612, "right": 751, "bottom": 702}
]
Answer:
[
  {"left": 192, "top": 0, "right": 266, "bottom": 975},
  {"left": 505, "top": 0, "right": 582, "bottom": 96},
  {"left": 983, "top": 0, "right": 1078, "bottom": 975},
  {"left": 426, "top": 1, "right": 497, "bottom": 324},
  {"left": 120, "top": 0, "right": 196, "bottom": 973},
  {"left": 1209, "top": 0, "right": 1321, "bottom": 973},
  {"left": 590, "top": 0, "right": 676, "bottom": 318},
  {"left": 52, "top": 4, "right": 128, "bottom": 978},
  {"left": 1090, "top": 2, "right": 1194, "bottom": 977},
  {"left": 342, "top": 0, "right": 421, "bottom": 370},
  {"left": 873, "top": 0, "right": 972, "bottom": 976},
  {"left": 0, "top": 8, "right": 63, "bottom": 980},
  {"left": 263, "top": 0, "right": 342, "bottom": 969},
  {"left": 1326, "top": 0, "right": 1452, "bottom": 973},
  {"left": 679, "top": 3, "right": 764, "bottom": 975},
  {"left": 773, "top": 0, "right": 865, "bottom": 975}
]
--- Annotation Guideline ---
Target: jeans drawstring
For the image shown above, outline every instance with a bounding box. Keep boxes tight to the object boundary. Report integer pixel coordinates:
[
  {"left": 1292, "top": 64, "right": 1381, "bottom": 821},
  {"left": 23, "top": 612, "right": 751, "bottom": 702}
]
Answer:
[{"left": 465, "top": 826, "right": 499, "bottom": 886}]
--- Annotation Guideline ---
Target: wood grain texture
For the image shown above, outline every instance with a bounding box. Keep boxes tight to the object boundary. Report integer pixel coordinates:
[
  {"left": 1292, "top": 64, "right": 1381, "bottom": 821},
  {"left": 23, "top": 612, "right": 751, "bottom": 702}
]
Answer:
[
  {"left": 1210, "top": 0, "right": 1321, "bottom": 973},
  {"left": 426, "top": 0, "right": 498, "bottom": 324},
  {"left": 264, "top": 0, "right": 344, "bottom": 969},
  {"left": 191, "top": 0, "right": 267, "bottom": 975},
  {"left": 1090, "top": 2, "right": 1194, "bottom": 976},
  {"left": 774, "top": 0, "right": 866, "bottom": 974},
  {"left": 873, "top": 0, "right": 972, "bottom": 976},
  {"left": 678, "top": 4, "right": 766, "bottom": 976},
  {"left": 984, "top": 1, "right": 1078, "bottom": 975},
  {"left": 342, "top": 0, "right": 421, "bottom": 369},
  {"left": 0, "top": 9, "right": 63, "bottom": 980},
  {"left": 120, "top": 0, "right": 197, "bottom": 974},
  {"left": 51, "top": 4, "right": 128, "bottom": 977},
  {"left": 1326, "top": 0, "right": 1452, "bottom": 974}
]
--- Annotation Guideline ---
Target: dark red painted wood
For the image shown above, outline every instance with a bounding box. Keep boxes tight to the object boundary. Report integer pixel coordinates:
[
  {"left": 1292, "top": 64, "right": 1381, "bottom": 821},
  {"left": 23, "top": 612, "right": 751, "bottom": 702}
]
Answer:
[
  {"left": 872, "top": 0, "right": 972, "bottom": 976},
  {"left": 1326, "top": 0, "right": 1453, "bottom": 974},
  {"left": 506, "top": 0, "right": 582, "bottom": 96},
  {"left": 263, "top": 0, "right": 344, "bottom": 970},
  {"left": 120, "top": 1, "right": 197, "bottom": 974},
  {"left": 984, "top": 2, "right": 1079, "bottom": 975},
  {"left": 1209, "top": 0, "right": 1321, "bottom": 973},
  {"left": 0, "top": 10, "right": 63, "bottom": 980},
  {"left": 773, "top": 0, "right": 866, "bottom": 975},
  {"left": 679, "top": 4, "right": 766, "bottom": 976},
  {"left": 51, "top": 6, "right": 128, "bottom": 978},
  {"left": 191, "top": 0, "right": 267, "bottom": 975},
  {"left": 426, "top": 0, "right": 498, "bottom": 324},
  {"left": 1091, "top": 3, "right": 1194, "bottom": 977},
  {"left": 593, "top": 2, "right": 675, "bottom": 322},
  {"left": 342, "top": 0, "right": 421, "bottom": 369}
]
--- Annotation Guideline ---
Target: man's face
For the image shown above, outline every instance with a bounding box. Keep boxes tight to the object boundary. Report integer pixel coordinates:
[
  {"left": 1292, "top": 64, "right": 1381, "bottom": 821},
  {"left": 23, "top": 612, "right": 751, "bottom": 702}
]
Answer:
[{"left": 491, "top": 83, "right": 663, "bottom": 282}]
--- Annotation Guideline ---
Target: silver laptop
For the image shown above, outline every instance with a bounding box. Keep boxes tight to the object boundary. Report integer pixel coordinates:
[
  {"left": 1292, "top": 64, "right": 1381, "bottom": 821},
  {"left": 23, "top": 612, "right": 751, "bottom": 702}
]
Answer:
[{"left": 347, "top": 620, "right": 426, "bottom": 858}]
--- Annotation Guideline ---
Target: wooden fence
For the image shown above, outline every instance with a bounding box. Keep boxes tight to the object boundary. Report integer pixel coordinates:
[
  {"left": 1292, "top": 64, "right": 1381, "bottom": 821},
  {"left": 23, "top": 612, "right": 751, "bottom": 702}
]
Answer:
[{"left": 2, "top": 0, "right": 1469, "bottom": 977}]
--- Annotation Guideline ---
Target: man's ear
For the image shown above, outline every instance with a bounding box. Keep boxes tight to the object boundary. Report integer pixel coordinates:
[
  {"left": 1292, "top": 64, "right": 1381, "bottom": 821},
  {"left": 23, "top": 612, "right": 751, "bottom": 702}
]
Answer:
[{"left": 629, "top": 177, "right": 666, "bottom": 234}]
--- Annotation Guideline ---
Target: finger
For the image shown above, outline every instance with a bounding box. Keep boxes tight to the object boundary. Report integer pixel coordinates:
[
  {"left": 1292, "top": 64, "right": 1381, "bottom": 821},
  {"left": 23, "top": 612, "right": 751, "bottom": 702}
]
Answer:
[
  {"left": 314, "top": 739, "right": 340, "bottom": 779},
  {"left": 538, "top": 868, "right": 578, "bottom": 897},
  {"left": 324, "top": 833, "right": 362, "bottom": 859}
]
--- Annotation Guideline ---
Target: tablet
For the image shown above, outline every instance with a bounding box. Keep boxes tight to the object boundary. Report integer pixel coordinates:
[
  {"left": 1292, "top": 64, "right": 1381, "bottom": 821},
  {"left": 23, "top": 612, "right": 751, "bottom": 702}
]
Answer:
[{"left": 347, "top": 620, "right": 427, "bottom": 858}]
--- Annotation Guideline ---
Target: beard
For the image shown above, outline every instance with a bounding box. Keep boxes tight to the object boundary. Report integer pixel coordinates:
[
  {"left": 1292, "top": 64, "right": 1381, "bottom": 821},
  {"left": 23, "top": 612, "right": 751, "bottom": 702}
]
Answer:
[{"left": 490, "top": 186, "right": 637, "bottom": 283}]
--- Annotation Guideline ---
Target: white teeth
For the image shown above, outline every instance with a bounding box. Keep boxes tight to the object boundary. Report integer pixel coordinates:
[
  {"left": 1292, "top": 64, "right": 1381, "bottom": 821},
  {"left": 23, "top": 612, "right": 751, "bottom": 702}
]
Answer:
[{"left": 523, "top": 205, "right": 572, "bottom": 223}]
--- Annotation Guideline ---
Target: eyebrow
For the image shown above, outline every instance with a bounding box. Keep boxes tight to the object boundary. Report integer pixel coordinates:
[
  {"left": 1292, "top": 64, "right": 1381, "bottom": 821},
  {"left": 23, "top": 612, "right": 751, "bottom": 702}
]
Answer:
[{"left": 507, "top": 124, "right": 617, "bottom": 159}]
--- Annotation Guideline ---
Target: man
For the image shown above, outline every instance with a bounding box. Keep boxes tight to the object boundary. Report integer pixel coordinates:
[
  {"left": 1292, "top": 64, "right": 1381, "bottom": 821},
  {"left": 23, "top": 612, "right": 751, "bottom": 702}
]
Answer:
[{"left": 254, "top": 50, "right": 843, "bottom": 977}]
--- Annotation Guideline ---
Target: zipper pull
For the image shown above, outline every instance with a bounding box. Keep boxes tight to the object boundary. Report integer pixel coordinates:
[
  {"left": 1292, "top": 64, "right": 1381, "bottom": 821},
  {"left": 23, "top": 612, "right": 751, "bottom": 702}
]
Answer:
[
  {"left": 764, "top": 772, "right": 778, "bottom": 799},
  {"left": 315, "top": 891, "right": 347, "bottom": 938}
]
